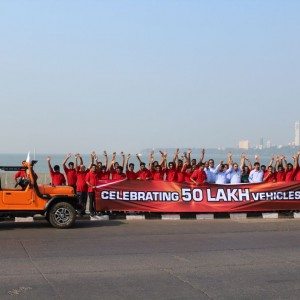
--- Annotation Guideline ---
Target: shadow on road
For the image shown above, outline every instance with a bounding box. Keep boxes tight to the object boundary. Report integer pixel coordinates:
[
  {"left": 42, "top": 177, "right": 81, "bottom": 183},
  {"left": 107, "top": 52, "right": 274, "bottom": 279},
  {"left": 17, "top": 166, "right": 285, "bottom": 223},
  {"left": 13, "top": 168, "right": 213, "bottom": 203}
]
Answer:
[{"left": 0, "top": 220, "right": 125, "bottom": 231}]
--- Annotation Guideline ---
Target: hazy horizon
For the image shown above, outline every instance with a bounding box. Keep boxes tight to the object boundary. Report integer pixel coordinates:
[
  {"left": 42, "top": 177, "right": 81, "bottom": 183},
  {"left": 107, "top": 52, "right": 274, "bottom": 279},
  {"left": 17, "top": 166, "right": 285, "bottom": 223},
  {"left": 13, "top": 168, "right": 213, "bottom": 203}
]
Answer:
[{"left": 1, "top": 1, "right": 299, "bottom": 154}]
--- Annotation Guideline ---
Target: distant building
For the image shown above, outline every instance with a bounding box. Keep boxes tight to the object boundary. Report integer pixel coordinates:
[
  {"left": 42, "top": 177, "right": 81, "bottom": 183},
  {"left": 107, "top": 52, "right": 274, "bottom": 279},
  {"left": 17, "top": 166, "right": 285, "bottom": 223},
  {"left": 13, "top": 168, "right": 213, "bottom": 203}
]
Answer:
[
  {"left": 295, "top": 121, "right": 300, "bottom": 146},
  {"left": 259, "top": 137, "right": 264, "bottom": 150},
  {"left": 239, "top": 140, "right": 250, "bottom": 150},
  {"left": 266, "top": 140, "right": 271, "bottom": 149}
]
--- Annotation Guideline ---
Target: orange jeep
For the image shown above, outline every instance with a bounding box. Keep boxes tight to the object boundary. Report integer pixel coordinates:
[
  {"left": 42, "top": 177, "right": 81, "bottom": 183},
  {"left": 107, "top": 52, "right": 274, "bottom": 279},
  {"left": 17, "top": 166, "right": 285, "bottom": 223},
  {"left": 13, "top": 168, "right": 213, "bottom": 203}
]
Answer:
[{"left": 0, "top": 161, "right": 79, "bottom": 228}]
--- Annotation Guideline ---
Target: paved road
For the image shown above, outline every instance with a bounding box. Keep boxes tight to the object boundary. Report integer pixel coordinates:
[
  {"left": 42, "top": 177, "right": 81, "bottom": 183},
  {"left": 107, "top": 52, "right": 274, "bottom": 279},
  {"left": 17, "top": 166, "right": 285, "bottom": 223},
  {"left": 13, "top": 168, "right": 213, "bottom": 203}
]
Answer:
[{"left": 0, "top": 219, "right": 299, "bottom": 299}]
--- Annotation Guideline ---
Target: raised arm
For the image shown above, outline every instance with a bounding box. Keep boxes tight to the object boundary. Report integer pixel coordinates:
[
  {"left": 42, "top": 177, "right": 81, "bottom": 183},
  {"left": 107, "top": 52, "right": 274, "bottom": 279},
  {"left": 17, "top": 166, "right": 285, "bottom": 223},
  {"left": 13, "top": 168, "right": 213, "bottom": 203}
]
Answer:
[
  {"left": 125, "top": 154, "right": 131, "bottom": 172},
  {"left": 281, "top": 156, "right": 287, "bottom": 170},
  {"left": 173, "top": 149, "right": 179, "bottom": 164},
  {"left": 103, "top": 151, "right": 108, "bottom": 170},
  {"left": 110, "top": 152, "right": 117, "bottom": 171},
  {"left": 148, "top": 150, "right": 154, "bottom": 169},
  {"left": 47, "top": 157, "right": 53, "bottom": 173},
  {"left": 62, "top": 153, "right": 72, "bottom": 170},
  {"left": 136, "top": 154, "right": 142, "bottom": 165},
  {"left": 246, "top": 158, "right": 253, "bottom": 170},
  {"left": 89, "top": 151, "right": 96, "bottom": 169},
  {"left": 268, "top": 155, "right": 275, "bottom": 167},
  {"left": 240, "top": 153, "right": 246, "bottom": 169},
  {"left": 75, "top": 153, "right": 81, "bottom": 169},
  {"left": 121, "top": 152, "right": 125, "bottom": 169},
  {"left": 227, "top": 152, "right": 233, "bottom": 165},
  {"left": 275, "top": 155, "right": 281, "bottom": 171}
]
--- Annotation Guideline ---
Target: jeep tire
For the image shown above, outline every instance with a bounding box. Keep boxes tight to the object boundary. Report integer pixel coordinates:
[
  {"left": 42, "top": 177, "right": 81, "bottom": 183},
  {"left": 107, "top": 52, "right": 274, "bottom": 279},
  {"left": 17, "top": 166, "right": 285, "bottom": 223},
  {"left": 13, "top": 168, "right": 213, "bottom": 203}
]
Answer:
[{"left": 48, "top": 202, "right": 76, "bottom": 229}]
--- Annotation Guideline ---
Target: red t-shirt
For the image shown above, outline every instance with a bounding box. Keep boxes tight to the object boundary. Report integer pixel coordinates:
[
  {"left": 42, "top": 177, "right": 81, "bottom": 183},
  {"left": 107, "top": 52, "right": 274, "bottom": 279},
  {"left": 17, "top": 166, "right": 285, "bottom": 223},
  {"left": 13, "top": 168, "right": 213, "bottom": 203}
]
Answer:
[
  {"left": 177, "top": 167, "right": 184, "bottom": 183},
  {"left": 50, "top": 170, "right": 66, "bottom": 186},
  {"left": 191, "top": 169, "right": 207, "bottom": 184},
  {"left": 264, "top": 172, "right": 277, "bottom": 183},
  {"left": 137, "top": 168, "right": 151, "bottom": 180},
  {"left": 113, "top": 173, "right": 126, "bottom": 180},
  {"left": 126, "top": 171, "right": 138, "bottom": 180},
  {"left": 151, "top": 170, "right": 164, "bottom": 181},
  {"left": 99, "top": 171, "right": 111, "bottom": 180},
  {"left": 15, "top": 170, "right": 27, "bottom": 179},
  {"left": 64, "top": 166, "right": 77, "bottom": 186},
  {"left": 285, "top": 168, "right": 296, "bottom": 182},
  {"left": 184, "top": 172, "right": 193, "bottom": 183},
  {"left": 166, "top": 168, "right": 177, "bottom": 182},
  {"left": 276, "top": 171, "right": 286, "bottom": 182},
  {"left": 294, "top": 168, "right": 300, "bottom": 181},
  {"left": 76, "top": 170, "right": 89, "bottom": 192},
  {"left": 85, "top": 171, "right": 99, "bottom": 192}
]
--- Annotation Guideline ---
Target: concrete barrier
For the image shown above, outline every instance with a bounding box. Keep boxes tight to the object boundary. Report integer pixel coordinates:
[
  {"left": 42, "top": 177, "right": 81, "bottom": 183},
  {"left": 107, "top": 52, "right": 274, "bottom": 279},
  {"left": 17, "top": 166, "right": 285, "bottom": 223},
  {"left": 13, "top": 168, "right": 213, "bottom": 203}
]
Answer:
[
  {"left": 161, "top": 214, "right": 180, "bottom": 220},
  {"left": 230, "top": 213, "right": 247, "bottom": 220},
  {"left": 262, "top": 213, "right": 279, "bottom": 219},
  {"left": 126, "top": 215, "right": 145, "bottom": 220},
  {"left": 294, "top": 212, "right": 300, "bottom": 219},
  {"left": 196, "top": 214, "right": 214, "bottom": 220},
  {"left": 15, "top": 217, "right": 34, "bottom": 223}
]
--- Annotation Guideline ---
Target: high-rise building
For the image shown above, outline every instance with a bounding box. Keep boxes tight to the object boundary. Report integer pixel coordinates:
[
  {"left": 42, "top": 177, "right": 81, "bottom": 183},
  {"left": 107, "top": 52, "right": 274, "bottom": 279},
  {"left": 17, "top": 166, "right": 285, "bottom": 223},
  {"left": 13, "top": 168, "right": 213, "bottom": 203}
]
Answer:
[
  {"left": 295, "top": 121, "right": 300, "bottom": 146},
  {"left": 259, "top": 137, "right": 264, "bottom": 149},
  {"left": 239, "top": 140, "right": 250, "bottom": 150},
  {"left": 266, "top": 140, "right": 271, "bottom": 149}
]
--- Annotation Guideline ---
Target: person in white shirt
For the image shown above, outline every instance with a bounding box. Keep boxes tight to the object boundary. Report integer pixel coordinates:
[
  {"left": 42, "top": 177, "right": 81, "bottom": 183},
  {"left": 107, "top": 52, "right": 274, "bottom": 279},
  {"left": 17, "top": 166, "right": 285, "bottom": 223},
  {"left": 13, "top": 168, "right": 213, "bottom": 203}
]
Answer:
[
  {"left": 249, "top": 162, "right": 264, "bottom": 183},
  {"left": 213, "top": 161, "right": 232, "bottom": 184},
  {"left": 208, "top": 159, "right": 217, "bottom": 183},
  {"left": 228, "top": 163, "right": 242, "bottom": 184}
]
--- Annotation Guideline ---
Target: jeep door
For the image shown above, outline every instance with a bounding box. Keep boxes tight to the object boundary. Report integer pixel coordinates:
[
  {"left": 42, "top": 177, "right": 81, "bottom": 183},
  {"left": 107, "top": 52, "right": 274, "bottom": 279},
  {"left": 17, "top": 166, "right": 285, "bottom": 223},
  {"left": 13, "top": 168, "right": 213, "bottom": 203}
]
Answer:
[{"left": 2, "top": 188, "right": 34, "bottom": 206}]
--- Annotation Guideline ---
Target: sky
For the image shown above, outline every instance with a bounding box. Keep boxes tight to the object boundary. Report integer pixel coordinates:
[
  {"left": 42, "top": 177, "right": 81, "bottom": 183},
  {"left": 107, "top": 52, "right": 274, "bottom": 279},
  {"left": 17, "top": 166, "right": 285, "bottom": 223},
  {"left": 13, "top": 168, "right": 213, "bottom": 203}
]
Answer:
[{"left": 0, "top": 0, "right": 299, "bottom": 154}]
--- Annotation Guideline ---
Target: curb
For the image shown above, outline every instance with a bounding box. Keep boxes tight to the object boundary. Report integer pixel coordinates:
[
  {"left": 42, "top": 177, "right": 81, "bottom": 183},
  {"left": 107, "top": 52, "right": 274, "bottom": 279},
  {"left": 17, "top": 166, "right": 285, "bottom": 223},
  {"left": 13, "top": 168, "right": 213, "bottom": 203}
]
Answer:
[{"left": 9, "top": 212, "right": 300, "bottom": 223}]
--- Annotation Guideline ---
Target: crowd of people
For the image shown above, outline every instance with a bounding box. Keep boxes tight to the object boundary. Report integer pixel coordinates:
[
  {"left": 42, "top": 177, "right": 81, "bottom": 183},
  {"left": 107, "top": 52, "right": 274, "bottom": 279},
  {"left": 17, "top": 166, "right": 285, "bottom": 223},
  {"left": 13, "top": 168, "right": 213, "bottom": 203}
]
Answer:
[{"left": 42, "top": 149, "right": 300, "bottom": 216}]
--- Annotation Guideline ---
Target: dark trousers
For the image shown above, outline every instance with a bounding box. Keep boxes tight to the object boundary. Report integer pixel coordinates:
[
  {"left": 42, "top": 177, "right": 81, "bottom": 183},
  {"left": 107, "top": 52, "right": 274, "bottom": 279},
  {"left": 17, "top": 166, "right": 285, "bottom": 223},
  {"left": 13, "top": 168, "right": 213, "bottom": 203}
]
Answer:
[
  {"left": 88, "top": 192, "right": 96, "bottom": 215},
  {"left": 77, "top": 192, "right": 88, "bottom": 214}
]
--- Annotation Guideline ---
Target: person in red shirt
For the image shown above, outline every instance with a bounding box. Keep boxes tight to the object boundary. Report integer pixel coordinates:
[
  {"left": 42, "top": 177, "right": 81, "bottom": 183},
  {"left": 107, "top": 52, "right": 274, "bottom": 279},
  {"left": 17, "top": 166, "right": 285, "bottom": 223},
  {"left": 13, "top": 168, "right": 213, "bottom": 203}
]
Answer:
[
  {"left": 275, "top": 164, "right": 286, "bottom": 182},
  {"left": 282, "top": 155, "right": 298, "bottom": 182},
  {"left": 98, "top": 166, "right": 111, "bottom": 180},
  {"left": 191, "top": 163, "right": 207, "bottom": 185},
  {"left": 113, "top": 166, "right": 127, "bottom": 180},
  {"left": 165, "top": 161, "right": 177, "bottom": 182},
  {"left": 63, "top": 153, "right": 77, "bottom": 190},
  {"left": 74, "top": 154, "right": 89, "bottom": 215},
  {"left": 263, "top": 166, "right": 277, "bottom": 183},
  {"left": 183, "top": 164, "right": 194, "bottom": 184},
  {"left": 125, "top": 154, "right": 138, "bottom": 180},
  {"left": 151, "top": 165, "right": 165, "bottom": 181},
  {"left": 136, "top": 163, "right": 151, "bottom": 180},
  {"left": 14, "top": 160, "right": 28, "bottom": 182},
  {"left": 47, "top": 157, "right": 66, "bottom": 186},
  {"left": 85, "top": 164, "right": 99, "bottom": 216},
  {"left": 110, "top": 152, "right": 125, "bottom": 180}
]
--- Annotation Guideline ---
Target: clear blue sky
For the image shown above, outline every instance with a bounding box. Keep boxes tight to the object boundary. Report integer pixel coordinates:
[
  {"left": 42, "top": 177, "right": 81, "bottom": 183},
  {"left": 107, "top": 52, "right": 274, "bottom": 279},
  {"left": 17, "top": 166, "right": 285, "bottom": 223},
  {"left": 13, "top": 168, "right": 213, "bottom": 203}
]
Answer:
[{"left": 0, "top": 0, "right": 299, "bottom": 154}]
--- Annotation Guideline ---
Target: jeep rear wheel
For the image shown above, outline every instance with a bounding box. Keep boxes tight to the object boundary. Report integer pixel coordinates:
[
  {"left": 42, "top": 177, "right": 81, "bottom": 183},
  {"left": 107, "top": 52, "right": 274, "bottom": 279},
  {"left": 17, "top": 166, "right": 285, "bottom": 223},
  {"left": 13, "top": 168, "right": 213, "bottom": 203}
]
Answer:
[{"left": 49, "top": 202, "right": 76, "bottom": 229}]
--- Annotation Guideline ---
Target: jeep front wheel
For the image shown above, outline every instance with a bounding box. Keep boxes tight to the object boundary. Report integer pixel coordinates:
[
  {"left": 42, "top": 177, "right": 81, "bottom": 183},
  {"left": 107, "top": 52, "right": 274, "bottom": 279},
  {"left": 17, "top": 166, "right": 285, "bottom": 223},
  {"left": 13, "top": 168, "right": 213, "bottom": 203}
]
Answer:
[{"left": 48, "top": 202, "right": 76, "bottom": 229}]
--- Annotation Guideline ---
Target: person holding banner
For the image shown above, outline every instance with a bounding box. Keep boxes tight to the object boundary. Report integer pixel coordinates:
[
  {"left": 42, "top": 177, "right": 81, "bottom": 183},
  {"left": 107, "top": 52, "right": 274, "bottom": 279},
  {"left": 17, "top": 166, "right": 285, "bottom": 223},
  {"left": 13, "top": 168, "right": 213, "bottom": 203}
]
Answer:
[
  {"left": 190, "top": 163, "right": 207, "bottom": 185},
  {"left": 283, "top": 155, "right": 298, "bottom": 182},
  {"left": 136, "top": 162, "right": 152, "bottom": 180},
  {"left": 249, "top": 162, "right": 264, "bottom": 183},
  {"left": 212, "top": 161, "right": 232, "bottom": 184},
  {"left": 125, "top": 154, "right": 138, "bottom": 180}
]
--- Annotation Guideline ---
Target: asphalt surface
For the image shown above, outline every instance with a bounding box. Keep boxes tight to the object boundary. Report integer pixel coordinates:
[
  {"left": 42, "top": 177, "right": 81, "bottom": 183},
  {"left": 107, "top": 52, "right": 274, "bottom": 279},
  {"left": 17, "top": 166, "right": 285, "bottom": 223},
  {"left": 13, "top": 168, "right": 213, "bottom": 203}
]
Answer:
[{"left": 0, "top": 219, "right": 299, "bottom": 300}]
